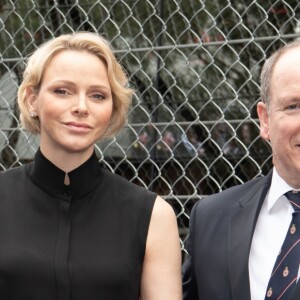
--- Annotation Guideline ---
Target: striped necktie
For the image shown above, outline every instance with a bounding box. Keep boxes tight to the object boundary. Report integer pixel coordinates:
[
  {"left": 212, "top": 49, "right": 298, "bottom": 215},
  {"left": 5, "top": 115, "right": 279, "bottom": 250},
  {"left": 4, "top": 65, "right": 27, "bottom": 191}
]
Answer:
[{"left": 265, "top": 190, "right": 300, "bottom": 300}]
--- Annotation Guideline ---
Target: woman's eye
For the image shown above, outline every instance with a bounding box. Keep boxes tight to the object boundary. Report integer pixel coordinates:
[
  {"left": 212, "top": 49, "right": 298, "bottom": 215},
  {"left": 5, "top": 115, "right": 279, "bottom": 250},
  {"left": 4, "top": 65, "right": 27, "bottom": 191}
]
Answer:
[
  {"left": 54, "top": 88, "right": 68, "bottom": 95},
  {"left": 92, "top": 93, "right": 105, "bottom": 100}
]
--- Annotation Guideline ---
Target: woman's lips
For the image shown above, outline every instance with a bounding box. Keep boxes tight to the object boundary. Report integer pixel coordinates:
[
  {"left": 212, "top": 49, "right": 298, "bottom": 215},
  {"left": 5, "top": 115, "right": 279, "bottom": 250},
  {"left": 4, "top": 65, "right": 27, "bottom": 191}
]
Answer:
[{"left": 63, "top": 122, "right": 92, "bottom": 132}]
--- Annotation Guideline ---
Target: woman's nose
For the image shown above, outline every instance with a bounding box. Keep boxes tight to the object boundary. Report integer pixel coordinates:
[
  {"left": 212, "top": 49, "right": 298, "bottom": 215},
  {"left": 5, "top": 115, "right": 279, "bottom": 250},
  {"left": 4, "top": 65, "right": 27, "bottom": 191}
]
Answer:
[{"left": 71, "top": 95, "right": 88, "bottom": 116}]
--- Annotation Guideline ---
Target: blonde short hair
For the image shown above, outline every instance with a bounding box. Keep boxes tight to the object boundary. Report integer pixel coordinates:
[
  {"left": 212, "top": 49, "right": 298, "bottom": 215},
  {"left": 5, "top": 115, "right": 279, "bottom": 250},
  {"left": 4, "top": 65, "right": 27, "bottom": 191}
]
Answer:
[{"left": 18, "top": 32, "right": 133, "bottom": 138}]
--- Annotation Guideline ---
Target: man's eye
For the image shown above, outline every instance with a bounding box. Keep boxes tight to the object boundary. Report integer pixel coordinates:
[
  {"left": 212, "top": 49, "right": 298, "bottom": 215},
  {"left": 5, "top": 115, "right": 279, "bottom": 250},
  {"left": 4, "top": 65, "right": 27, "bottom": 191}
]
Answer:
[{"left": 287, "top": 104, "right": 300, "bottom": 110}]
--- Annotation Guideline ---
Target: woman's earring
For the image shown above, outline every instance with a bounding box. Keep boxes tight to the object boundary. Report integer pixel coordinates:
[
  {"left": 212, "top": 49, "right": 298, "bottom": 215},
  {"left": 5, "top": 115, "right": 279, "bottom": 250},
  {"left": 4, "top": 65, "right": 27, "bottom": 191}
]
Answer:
[{"left": 29, "top": 111, "right": 37, "bottom": 118}]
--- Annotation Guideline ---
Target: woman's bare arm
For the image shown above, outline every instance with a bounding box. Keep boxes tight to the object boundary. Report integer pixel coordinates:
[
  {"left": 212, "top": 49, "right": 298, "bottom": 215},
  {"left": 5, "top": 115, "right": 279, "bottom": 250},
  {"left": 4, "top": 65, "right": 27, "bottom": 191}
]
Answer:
[{"left": 140, "top": 196, "right": 182, "bottom": 300}]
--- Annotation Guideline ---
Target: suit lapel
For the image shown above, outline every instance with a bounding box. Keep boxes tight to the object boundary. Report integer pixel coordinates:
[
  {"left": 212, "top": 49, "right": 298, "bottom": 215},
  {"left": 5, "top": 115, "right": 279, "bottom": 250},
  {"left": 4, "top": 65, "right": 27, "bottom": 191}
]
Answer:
[
  {"left": 290, "top": 278, "right": 300, "bottom": 299},
  {"left": 228, "top": 171, "right": 272, "bottom": 300}
]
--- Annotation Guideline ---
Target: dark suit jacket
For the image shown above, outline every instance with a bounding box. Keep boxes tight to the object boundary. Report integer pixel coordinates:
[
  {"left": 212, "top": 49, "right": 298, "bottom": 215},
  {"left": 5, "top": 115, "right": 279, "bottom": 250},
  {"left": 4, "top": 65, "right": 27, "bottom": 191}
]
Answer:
[{"left": 182, "top": 170, "right": 300, "bottom": 300}]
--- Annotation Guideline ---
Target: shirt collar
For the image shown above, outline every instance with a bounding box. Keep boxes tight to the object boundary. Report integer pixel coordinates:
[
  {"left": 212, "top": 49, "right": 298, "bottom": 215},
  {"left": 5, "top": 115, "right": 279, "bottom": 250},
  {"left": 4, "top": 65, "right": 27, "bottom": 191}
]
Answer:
[
  {"left": 26, "top": 148, "right": 103, "bottom": 201},
  {"left": 267, "top": 167, "right": 294, "bottom": 211}
]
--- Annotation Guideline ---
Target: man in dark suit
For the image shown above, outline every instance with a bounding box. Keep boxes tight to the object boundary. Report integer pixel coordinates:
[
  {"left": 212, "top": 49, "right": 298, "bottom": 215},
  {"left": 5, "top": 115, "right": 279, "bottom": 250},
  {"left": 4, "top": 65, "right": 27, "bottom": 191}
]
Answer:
[{"left": 182, "top": 40, "right": 300, "bottom": 300}]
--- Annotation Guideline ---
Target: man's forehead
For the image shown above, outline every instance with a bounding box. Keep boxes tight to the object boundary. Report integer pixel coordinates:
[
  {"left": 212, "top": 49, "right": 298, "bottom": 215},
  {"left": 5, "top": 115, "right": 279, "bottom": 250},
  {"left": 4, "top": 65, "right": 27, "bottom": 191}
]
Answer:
[{"left": 275, "top": 46, "right": 300, "bottom": 70}]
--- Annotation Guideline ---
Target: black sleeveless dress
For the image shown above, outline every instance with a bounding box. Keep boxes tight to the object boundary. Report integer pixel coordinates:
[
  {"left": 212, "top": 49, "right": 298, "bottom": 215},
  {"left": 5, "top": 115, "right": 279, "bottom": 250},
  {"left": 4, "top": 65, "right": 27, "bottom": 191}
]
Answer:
[{"left": 0, "top": 149, "right": 156, "bottom": 299}]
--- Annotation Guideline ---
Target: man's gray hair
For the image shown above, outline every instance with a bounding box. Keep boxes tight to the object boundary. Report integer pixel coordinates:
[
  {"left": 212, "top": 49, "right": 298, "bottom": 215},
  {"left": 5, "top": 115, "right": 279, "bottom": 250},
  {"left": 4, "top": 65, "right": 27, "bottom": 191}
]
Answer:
[{"left": 260, "top": 40, "right": 300, "bottom": 108}]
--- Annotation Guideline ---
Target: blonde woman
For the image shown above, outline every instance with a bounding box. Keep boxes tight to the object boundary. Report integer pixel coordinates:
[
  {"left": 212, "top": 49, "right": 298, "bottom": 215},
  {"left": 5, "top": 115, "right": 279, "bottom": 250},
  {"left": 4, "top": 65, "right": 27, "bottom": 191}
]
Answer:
[{"left": 0, "top": 32, "right": 182, "bottom": 300}]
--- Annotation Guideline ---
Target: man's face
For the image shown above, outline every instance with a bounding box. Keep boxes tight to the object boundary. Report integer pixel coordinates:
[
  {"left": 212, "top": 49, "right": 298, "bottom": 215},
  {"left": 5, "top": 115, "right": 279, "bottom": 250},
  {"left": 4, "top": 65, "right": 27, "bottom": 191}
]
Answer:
[{"left": 258, "top": 47, "right": 300, "bottom": 188}]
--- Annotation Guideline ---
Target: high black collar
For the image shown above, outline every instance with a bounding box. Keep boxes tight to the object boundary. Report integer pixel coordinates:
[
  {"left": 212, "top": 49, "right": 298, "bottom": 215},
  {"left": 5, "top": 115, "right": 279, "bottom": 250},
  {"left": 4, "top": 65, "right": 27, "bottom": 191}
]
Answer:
[{"left": 26, "top": 149, "right": 103, "bottom": 201}]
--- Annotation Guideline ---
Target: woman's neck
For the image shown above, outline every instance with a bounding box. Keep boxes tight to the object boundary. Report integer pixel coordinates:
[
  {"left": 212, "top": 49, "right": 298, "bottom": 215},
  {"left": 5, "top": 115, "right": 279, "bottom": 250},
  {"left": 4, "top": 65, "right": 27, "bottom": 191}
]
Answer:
[{"left": 39, "top": 146, "right": 94, "bottom": 173}]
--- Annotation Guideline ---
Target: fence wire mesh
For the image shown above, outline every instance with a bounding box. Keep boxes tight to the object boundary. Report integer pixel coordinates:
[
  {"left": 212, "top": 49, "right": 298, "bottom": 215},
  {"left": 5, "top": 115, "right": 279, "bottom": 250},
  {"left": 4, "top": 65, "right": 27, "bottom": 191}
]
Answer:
[{"left": 0, "top": 0, "right": 299, "bottom": 253}]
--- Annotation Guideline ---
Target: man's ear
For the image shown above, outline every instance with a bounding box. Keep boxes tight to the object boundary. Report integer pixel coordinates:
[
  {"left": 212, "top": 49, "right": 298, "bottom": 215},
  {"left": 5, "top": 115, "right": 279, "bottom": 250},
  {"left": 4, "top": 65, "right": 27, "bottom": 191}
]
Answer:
[
  {"left": 26, "top": 88, "right": 38, "bottom": 113},
  {"left": 257, "top": 101, "right": 270, "bottom": 141}
]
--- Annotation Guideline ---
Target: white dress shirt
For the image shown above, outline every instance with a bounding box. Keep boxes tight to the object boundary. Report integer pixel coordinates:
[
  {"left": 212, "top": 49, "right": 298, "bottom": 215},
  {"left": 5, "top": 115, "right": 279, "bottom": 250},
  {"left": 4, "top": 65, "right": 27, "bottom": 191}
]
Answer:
[{"left": 249, "top": 168, "right": 297, "bottom": 300}]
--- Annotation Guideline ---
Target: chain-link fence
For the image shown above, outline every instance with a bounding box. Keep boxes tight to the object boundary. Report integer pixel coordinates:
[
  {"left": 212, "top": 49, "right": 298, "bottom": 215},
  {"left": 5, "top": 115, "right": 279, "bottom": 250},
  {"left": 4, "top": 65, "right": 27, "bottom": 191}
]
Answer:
[{"left": 0, "top": 0, "right": 299, "bottom": 254}]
